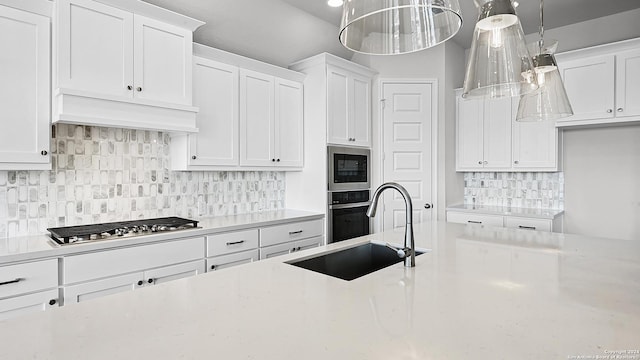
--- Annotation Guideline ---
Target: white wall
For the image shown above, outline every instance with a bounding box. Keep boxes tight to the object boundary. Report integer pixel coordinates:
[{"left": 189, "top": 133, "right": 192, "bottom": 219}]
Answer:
[
  {"left": 444, "top": 42, "right": 465, "bottom": 210},
  {"left": 563, "top": 125, "right": 640, "bottom": 241}
]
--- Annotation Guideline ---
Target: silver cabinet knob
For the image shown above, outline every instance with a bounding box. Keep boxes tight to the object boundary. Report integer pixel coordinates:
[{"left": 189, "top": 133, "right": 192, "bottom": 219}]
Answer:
[
  {"left": 617, "top": 108, "right": 623, "bottom": 112},
  {"left": 607, "top": 109, "right": 613, "bottom": 113},
  {"left": 136, "top": 87, "right": 142, "bottom": 92}
]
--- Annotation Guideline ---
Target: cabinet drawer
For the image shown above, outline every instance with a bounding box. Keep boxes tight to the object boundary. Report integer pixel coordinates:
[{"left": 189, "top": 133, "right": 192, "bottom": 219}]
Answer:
[
  {"left": 446, "top": 212, "right": 504, "bottom": 227},
  {"left": 207, "top": 229, "right": 259, "bottom": 257},
  {"left": 0, "top": 289, "right": 59, "bottom": 321},
  {"left": 504, "top": 217, "right": 552, "bottom": 232},
  {"left": 63, "top": 237, "right": 205, "bottom": 284},
  {"left": 206, "top": 249, "right": 259, "bottom": 272},
  {"left": 260, "top": 219, "right": 324, "bottom": 247},
  {"left": 0, "top": 259, "right": 58, "bottom": 299}
]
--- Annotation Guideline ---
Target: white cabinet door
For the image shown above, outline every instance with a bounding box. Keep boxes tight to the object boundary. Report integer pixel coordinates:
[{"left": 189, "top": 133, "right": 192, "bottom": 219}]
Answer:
[
  {"left": 207, "top": 249, "right": 259, "bottom": 272},
  {"left": 558, "top": 54, "right": 615, "bottom": 122},
  {"left": 615, "top": 49, "right": 640, "bottom": 119},
  {"left": 63, "top": 272, "right": 143, "bottom": 304},
  {"left": 327, "top": 65, "right": 350, "bottom": 145},
  {"left": 133, "top": 14, "right": 192, "bottom": 105},
  {"left": 351, "top": 74, "right": 371, "bottom": 147},
  {"left": 295, "top": 236, "right": 323, "bottom": 252},
  {"left": 145, "top": 260, "right": 204, "bottom": 286},
  {"left": 240, "top": 69, "right": 275, "bottom": 166},
  {"left": 456, "top": 94, "right": 484, "bottom": 170},
  {"left": 57, "top": 0, "right": 134, "bottom": 97},
  {"left": 512, "top": 115, "right": 558, "bottom": 170},
  {"left": 260, "top": 242, "right": 296, "bottom": 260},
  {"left": 0, "top": 289, "right": 59, "bottom": 321},
  {"left": 275, "top": 78, "right": 303, "bottom": 167},
  {"left": 483, "top": 97, "right": 512, "bottom": 169},
  {"left": 190, "top": 57, "right": 239, "bottom": 166},
  {"left": 0, "top": 5, "right": 50, "bottom": 167}
]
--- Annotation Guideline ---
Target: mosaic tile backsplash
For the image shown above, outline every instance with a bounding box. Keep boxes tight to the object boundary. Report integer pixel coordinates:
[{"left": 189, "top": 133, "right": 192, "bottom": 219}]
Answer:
[
  {"left": 0, "top": 124, "right": 285, "bottom": 238},
  {"left": 464, "top": 172, "right": 564, "bottom": 209}
]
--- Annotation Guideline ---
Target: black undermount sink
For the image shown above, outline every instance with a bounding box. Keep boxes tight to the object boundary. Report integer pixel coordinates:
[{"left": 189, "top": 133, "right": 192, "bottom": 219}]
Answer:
[{"left": 288, "top": 243, "right": 425, "bottom": 281}]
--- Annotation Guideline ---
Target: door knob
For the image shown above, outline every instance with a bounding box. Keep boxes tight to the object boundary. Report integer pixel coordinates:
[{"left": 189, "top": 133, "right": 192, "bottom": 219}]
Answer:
[{"left": 424, "top": 203, "right": 432, "bottom": 209}]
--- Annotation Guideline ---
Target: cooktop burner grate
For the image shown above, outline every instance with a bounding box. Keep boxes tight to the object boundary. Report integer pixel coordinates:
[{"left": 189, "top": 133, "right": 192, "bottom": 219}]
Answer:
[{"left": 47, "top": 217, "right": 199, "bottom": 245}]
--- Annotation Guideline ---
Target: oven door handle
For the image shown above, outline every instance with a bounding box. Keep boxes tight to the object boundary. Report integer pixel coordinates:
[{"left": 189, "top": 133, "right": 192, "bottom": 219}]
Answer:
[{"left": 329, "top": 202, "right": 371, "bottom": 210}]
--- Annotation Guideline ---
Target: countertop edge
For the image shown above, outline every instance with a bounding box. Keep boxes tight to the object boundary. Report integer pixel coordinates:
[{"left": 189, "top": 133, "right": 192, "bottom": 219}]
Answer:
[{"left": 446, "top": 204, "right": 564, "bottom": 219}]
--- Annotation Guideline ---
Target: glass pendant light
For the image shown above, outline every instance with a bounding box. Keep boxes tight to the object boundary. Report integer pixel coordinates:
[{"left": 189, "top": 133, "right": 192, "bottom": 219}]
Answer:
[
  {"left": 462, "top": 0, "right": 538, "bottom": 99},
  {"left": 516, "top": 0, "right": 573, "bottom": 121},
  {"left": 339, "top": 0, "right": 463, "bottom": 55}
]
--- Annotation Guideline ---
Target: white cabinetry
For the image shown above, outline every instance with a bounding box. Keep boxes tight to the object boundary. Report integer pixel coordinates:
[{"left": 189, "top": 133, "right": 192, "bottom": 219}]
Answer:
[
  {"left": 455, "top": 90, "right": 559, "bottom": 172},
  {"left": 53, "top": 0, "right": 203, "bottom": 132},
  {"left": 447, "top": 210, "right": 562, "bottom": 233},
  {"left": 240, "top": 69, "right": 303, "bottom": 168},
  {"left": 62, "top": 237, "right": 205, "bottom": 304},
  {"left": 0, "top": 259, "right": 59, "bottom": 320},
  {"left": 556, "top": 38, "right": 640, "bottom": 127},
  {"left": 172, "top": 57, "right": 239, "bottom": 169},
  {"left": 327, "top": 65, "right": 372, "bottom": 147},
  {"left": 0, "top": 2, "right": 51, "bottom": 170},
  {"left": 259, "top": 219, "right": 324, "bottom": 260},
  {"left": 206, "top": 229, "right": 259, "bottom": 272}
]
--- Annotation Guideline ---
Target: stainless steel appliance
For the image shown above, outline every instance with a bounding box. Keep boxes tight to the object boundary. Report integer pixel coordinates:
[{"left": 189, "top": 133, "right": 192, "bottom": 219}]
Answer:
[
  {"left": 328, "top": 146, "right": 370, "bottom": 191},
  {"left": 47, "top": 217, "right": 199, "bottom": 246},
  {"left": 328, "top": 190, "right": 370, "bottom": 243}
]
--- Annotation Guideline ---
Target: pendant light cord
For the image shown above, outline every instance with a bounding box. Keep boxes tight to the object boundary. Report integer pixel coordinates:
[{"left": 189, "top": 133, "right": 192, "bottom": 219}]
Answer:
[{"left": 538, "top": 0, "right": 544, "bottom": 54}]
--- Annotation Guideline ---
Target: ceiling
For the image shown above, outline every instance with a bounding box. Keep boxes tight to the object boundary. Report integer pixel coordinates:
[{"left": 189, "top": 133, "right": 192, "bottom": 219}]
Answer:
[{"left": 142, "top": 0, "right": 640, "bottom": 67}]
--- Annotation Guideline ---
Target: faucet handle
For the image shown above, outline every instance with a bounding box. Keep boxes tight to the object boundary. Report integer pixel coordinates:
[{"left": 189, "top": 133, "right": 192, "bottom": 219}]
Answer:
[{"left": 385, "top": 243, "right": 407, "bottom": 258}]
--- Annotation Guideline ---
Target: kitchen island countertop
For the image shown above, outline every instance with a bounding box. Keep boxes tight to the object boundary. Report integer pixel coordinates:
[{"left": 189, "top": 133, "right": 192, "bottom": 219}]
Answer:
[{"left": 0, "top": 220, "right": 638, "bottom": 359}]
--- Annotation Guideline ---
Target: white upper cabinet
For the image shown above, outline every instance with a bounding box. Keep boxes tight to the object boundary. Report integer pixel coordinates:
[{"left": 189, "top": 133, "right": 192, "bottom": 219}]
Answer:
[
  {"left": 0, "top": 2, "right": 51, "bottom": 170},
  {"left": 556, "top": 38, "right": 640, "bottom": 127},
  {"left": 327, "top": 64, "right": 372, "bottom": 147},
  {"left": 456, "top": 91, "right": 512, "bottom": 171},
  {"left": 239, "top": 69, "right": 303, "bottom": 168},
  {"left": 53, "top": 0, "right": 203, "bottom": 132},
  {"left": 455, "top": 90, "right": 559, "bottom": 172}
]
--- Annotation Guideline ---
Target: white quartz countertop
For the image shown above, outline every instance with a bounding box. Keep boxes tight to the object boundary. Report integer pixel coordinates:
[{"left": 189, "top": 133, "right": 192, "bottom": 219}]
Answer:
[
  {"left": 447, "top": 203, "right": 564, "bottom": 219},
  {"left": 1, "top": 221, "right": 638, "bottom": 359},
  {"left": 0, "top": 209, "right": 323, "bottom": 265}
]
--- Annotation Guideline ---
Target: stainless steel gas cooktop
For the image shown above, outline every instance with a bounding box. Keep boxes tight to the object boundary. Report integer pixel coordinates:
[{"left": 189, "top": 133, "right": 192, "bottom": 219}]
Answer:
[{"left": 47, "top": 217, "right": 199, "bottom": 246}]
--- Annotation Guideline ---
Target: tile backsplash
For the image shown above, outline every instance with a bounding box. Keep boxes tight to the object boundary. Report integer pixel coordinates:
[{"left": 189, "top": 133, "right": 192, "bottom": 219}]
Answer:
[
  {"left": 0, "top": 124, "right": 285, "bottom": 238},
  {"left": 464, "top": 172, "right": 564, "bottom": 209}
]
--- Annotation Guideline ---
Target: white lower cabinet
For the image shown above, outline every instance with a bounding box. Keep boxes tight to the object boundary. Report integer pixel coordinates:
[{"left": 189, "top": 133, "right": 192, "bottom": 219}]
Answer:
[
  {"left": 207, "top": 250, "right": 259, "bottom": 272},
  {"left": 206, "top": 229, "right": 260, "bottom": 272},
  {"left": 62, "top": 237, "right": 205, "bottom": 304},
  {"left": 447, "top": 211, "right": 561, "bottom": 233},
  {"left": 260, "top": 236, "right": 323, "bottom": 260},
  {"left": 0, "top": 259, "right": 59, "bottom": 320}
]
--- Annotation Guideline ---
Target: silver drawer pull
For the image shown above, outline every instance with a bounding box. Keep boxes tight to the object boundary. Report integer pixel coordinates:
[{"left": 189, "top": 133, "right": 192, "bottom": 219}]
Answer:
[
  {"left": 289, "top": 230, "right": 303, "bottom": 235},
  {"left": 0, "top": 278, "right": 23, "bottom": 286},
  {"left": 518, "top": 225, "right": 536, "bottom": 230},
  {"left": 226, "top": 240, "right": 245, "bottom": 246},
  {"left": 467, "top": 221, "right": 482, "bottom": 224}
]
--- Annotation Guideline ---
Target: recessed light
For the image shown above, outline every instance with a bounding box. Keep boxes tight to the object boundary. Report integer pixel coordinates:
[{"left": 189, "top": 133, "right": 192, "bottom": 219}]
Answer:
[{"left": 327, "top": 0, "right": 343, "bottom": 7}]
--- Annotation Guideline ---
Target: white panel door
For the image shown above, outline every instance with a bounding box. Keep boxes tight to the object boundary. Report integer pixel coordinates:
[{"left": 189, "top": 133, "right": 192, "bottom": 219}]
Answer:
[
  {"left": 382, "top": 82, "right": 435, "bottom": 230},
  {"left": 558, "top": 55, "right": 615, "bottom": 122},
  {"left": 274, "top": 78, "right": 304, "bottom": 167},
  {"left": 190, "top": 57, "right": 239, "bottom": 166},
  {"left": 133, "top": 14, "right": 192, "bottom": 105},
  {"left": 63, "top": 272, "right": 142, "bottom": 304},
  {"left": 615, "top": 49, "right": 640, "bottom": 119},
  {"left": 327, "top": 66, "right": 350, "bottom": 145},
  {"left": 240, "top": 69, "right": 275, "bottom": 166},
  {"left": 456, "top": 92, "right": 484, "bottom": 170},
  {"left": 351, "top": 75, "right": 371, "bottom": 147},
  {"left": 483, "top": 97, "right": 512, "bottom": 169},
  {"left": 0, "top": 5, "right": 50, "bottom": 165},
  {"left": 57, "top": 0, "right": 134, "bottom": 97}
]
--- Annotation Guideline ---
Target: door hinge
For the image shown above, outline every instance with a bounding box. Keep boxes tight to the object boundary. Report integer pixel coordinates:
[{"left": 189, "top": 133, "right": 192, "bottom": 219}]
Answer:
[{"left": 380, "top": 99, "right": 386, "bottom": 108}]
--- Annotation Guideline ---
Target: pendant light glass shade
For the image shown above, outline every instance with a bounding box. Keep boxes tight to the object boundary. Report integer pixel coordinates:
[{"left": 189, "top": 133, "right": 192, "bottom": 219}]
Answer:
[
  {"left": 339, "top": 0, "right": 463, "bottom": 55},
  {"left": 516, "top": 52, "right": 574, "bottom": 121},
  {"left": 462, "top": 0, "right": 538, "bottom": 99}
]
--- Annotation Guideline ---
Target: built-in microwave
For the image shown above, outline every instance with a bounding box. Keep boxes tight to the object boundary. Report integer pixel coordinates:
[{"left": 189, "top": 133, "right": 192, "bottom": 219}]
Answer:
[{"left": 327, "top": 146, "right": 370, "bottom": 191}]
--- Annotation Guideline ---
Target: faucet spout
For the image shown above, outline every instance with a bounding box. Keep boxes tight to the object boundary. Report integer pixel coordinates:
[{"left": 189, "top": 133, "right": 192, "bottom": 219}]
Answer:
[{"left": 367, "top": 182, "right": 415, "bottom": 267}]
